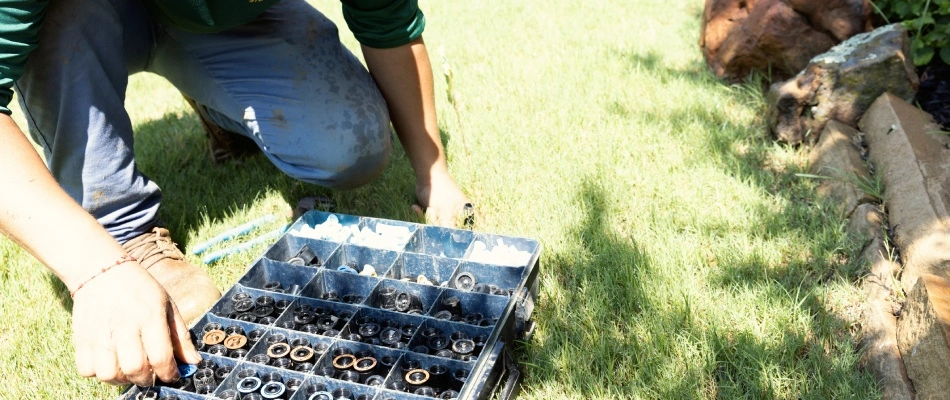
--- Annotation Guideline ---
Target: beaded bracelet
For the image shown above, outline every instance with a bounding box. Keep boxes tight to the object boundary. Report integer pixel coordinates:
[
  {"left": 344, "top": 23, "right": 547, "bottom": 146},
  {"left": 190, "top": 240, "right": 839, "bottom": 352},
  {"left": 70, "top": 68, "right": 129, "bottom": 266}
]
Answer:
[{"left": 69, "top": 255, "right": 137, "bottom": 298}]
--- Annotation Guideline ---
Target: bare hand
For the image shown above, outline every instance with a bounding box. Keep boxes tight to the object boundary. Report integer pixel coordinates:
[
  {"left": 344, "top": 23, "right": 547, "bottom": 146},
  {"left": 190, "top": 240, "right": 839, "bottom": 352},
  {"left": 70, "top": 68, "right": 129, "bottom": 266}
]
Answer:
[
  {"left": 71, "top": 263, "right": 202, "bottom": 386},
  {"left": 411, "top": 172, "right": 473, "bottom": 228}
]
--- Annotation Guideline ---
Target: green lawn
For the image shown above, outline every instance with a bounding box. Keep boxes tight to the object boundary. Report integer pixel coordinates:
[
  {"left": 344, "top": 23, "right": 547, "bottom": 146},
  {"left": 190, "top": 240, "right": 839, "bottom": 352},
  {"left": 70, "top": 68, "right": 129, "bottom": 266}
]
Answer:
[{"left": 0, "top": 0, "right": 881, "bottom": 399}]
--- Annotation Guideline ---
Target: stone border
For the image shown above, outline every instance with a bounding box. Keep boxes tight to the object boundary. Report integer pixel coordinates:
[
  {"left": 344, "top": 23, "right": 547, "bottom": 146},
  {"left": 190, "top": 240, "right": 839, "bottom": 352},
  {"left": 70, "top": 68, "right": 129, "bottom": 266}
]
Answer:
[{"left": 809, "top": 93, "right": 950, "bottom": 399}]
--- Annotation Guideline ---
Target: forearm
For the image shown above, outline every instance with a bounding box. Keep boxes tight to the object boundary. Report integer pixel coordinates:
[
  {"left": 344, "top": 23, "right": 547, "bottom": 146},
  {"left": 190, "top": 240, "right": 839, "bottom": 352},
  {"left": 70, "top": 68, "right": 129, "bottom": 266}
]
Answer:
[
  {"left": 361, "top": 36, "right": 450, "bottom": 184},
  {"left": 0, "top": 115, "right": 127, "bottom": 291}
]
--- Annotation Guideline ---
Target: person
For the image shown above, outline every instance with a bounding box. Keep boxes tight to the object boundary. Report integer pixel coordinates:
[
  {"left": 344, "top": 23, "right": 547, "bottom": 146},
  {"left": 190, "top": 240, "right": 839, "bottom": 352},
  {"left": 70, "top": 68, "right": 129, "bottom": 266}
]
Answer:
[{"left": 0, "top": 0, "right": 471, "bottom": 388}]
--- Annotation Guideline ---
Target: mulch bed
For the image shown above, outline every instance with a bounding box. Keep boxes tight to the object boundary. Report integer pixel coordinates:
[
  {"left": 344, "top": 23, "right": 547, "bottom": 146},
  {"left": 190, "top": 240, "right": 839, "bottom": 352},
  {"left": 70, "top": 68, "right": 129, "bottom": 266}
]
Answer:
[{"left": 915, "top": 58, "right": 950, "bottom": 129}]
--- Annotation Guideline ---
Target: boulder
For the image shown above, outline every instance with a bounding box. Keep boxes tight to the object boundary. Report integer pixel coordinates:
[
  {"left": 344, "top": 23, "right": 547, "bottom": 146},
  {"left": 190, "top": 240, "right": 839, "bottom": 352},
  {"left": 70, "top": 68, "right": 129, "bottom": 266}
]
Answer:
[
  {"left": 700, "top": 0, "right": 870, "bottom": 83},
  {"left": 859, "top": 93, "right": 950, "bottom": 290},
  {"left": 897, "top": 274, "right": 950, "bottom": 399},
  {"left": 768, "top": 24, "right": 918, "bottom": 144}
]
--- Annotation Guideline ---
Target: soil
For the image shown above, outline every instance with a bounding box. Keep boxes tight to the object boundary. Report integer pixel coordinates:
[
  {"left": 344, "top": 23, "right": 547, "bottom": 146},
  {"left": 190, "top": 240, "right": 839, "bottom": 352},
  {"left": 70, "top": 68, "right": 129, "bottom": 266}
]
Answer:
[{"left": 915, "top": 58, "right": 950, "bottom": 129}]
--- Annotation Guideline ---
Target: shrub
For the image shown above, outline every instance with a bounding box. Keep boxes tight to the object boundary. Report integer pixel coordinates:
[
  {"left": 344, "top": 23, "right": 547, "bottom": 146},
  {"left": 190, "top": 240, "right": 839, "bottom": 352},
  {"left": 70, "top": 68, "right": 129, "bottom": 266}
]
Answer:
[{"left": 872, "top": 0, "right": 950, "bottom": 65}]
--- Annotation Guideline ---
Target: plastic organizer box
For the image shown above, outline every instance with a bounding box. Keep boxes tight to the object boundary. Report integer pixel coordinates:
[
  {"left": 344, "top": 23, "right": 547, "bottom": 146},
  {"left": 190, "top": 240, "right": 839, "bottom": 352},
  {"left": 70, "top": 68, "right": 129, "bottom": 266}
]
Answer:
[{"left": 120, "top": 210, "right": 541, "bottom": 400}]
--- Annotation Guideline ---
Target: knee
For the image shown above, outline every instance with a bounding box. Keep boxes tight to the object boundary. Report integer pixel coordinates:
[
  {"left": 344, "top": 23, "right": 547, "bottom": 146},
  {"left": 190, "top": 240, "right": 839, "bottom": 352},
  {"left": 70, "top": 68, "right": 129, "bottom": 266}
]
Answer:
[{"left": 270, "top": 118, "right": 393, "bottom": 190}]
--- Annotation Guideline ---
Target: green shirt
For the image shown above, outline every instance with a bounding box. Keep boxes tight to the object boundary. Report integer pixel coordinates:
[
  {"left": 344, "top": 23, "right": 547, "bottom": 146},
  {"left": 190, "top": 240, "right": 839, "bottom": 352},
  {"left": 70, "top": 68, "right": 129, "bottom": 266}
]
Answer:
[{"left": 0, "top": 0, "right": 425, "bottom": 115}]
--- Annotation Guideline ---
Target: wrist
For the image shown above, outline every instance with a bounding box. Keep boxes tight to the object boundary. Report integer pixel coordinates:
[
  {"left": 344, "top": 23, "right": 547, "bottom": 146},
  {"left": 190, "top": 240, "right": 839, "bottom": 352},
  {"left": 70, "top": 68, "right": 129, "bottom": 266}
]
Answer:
[{"left": 68, "top": 254, "right": 137, "bottom": 297}]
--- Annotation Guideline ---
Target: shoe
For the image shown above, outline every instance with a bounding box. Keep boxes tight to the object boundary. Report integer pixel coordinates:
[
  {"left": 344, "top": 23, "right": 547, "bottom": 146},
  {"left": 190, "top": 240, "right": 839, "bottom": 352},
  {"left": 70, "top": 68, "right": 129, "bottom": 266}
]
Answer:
[
  {"left": 122, "top": 226, "right": 221, "bottom": 325},
  {"left": 182, "top": 95, "right": 260, "bottom": 164}
]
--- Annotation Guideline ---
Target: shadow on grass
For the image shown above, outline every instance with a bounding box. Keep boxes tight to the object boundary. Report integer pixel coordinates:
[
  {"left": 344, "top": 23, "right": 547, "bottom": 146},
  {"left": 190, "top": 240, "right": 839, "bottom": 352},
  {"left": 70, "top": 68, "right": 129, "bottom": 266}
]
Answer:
[
  {"left": 127, "top": 111, "right": 438, "bottom": 244},
  {"left": 521, "top": 50, "right": 877, "bottom": 400}
]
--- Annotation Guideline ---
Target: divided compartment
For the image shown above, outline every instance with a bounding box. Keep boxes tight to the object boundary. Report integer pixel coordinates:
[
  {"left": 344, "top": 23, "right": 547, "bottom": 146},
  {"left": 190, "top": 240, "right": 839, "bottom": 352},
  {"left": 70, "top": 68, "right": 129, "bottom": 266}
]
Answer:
[
  {"left": 209, "top": 285, "right": 296, "bottom": 326},
  {"left": 287, "top": 210, "right": 360, "bottom": 242},
  {"left": 324, "top": 243, "right": 400, "bottom": 277},
  {"left": 449, "top": 260, "right": 527, "bottom": 297},
  {"left": 215, "top": 362, "right": 309, "bottom": 400},
  {"left": 429, "top": 288, "right": 508, "bottom": 327},
  {"left": 273, "top": 295, "right": 359, "bottom": 338},
  {"left": 311, "top": 339, "right": 404, "bottom": 388},
  {"left": 243, "top": 326, "right": 335, "bottom": 374},
  {"left": 407, "top": 318, "right": 493, "bottom": 362},
  {"left": 384, "top": 352, "right": 475, "bottom": 398},
  {"left": 238, "top": 257, "right": 320, "bottom": 295},
  {"left": 301, "top": 269, "right": 381, "bottom": 305},
  {"left": 263, "top": 234, "right": 341, "bottom": 267},
  {"left": 403, "top": 224, "right": 475, "bottom": 259},
  {"left": 191, "top": 313, "right": 270, "bottom": 360},
  {"left": 290, "top": 375, "right": 378, "bottom": 400},
  {"left": 385, "top": 252, "right": 460, "bottom": 287},
  {"left": 366, "top": 279, "right": 442, "bottom": 315},
  {"left": 119, "top": 386, "right": 209, "bottom": 400},
  {"left": 463, "top": 232, "right": 541, "bottom": 268},
  {"left": 347, "top": 217, "right": 418, "bottom": 251},
  {"left": 122, "top": 353, "right": 239, "bottom": 398},
  {"left": 338, "top": 307, "right": 427, "bottom": 350}
]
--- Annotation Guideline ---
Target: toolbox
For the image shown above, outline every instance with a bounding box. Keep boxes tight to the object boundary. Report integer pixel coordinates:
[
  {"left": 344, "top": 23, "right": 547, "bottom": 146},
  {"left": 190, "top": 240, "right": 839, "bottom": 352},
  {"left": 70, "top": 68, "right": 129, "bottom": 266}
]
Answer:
[{"left": 120, "top": 210, "right": 540, "bottom": 400}]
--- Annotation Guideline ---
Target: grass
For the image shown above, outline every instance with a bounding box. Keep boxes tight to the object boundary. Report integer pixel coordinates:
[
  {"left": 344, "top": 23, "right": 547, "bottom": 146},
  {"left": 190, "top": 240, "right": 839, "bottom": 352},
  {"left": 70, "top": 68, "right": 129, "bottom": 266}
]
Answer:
[{"left": 0, "top": 0, "right": 881, "bottom": 398}]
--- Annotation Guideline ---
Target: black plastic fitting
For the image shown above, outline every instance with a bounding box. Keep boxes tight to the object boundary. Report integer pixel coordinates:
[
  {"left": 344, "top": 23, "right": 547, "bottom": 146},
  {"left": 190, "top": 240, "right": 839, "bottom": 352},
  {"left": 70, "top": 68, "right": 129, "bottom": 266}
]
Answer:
[
  {"left": 412, "top": 386, "right": 436, "bottom": 397},
  {"left": 262, "top": 280, "right": 282, "bottom": 291},
  {"left": 353, "top": 356, "right": 377, "bottom": 373},
  {"left": 231, "top": 292, "right": 252, "bottom": 303},
  {"left": 377, "top": 286, "right": 398, "bottom": 309},
  {"left": 260, "top": 381, "right": 286, "bottom": 399},
  {"left": 249, "top": 354, "right": 271, "bottom": 365},
  {"left": 201, "top": 322, "right": 224, "bottom": 333},
  {"left": 264, "top": 333, "right": 287, "bottom": 346},
  {"left": 428, "top": 364, "right": 449, "bottom": 388},
  {"left": 308, "top": 392, "right": 333, "bottom": 400},
  {"left": 427, "top": 335, "right": 450, "bottom": 351},
  {"left": 275, "top": 299, "right": 292, "bottom": 312},
  {"left": 432, "top": 310, "right": 454, "bottom": 320},
  {"left": 293, "top": 362, "right": 314, "bottom": 373},
  {"left": 271, "top": 357, "right": 292, "bottom": 370},
  {"left": 214, "top": 365, "right": 233, "bottom": 382},
  {"left": 434, "top": 349, "right": 455, "bottom": 359},
  {"left": 336, "top": 369, "right": 360, "bottom": 383},
  {"left": 331, "top": 387, "right": 354, "bottom": 400},
  {"left": 405, "top": 368, "right": 430, "bottom": 386},
  {"left": 332, "top": 353, "right": 356, "bottom": 370},
  {"left": 439, "top": 389, "right": 461, "bottom": 399},
  {"left": 293, "top": 311, "right": 315, "bottom": 325},
  {"left": 266, "top": 342, "right": 291, "bottom": 359},
  {"left": 216, "top": 389, "right": 240, "bottom": 400},
  {"left": 248, "top": 328, "right": 267, "bottom": 343},
  {"left": 227, "top": 348, "right": 248, "bottom": 359},
  {"left": 363, "top": 374, "right": 385, "bottom": 387},
  {"left": 359, "top": 322, "right": 382, "bottom": 338},
  {"left": 289, "top": 244, "right": 319, "bottom": 266},
  {"left": 453, "top": 272, "right": 477, "bottom": 291},
  {"left": 290, "top": 346, "right": 315, "bottom": 363},
  {"left": 236, "top": 376, "right": 262, "bottom": 394},
  {"left": 206, "top": 344, "right": 228, "bottom": 357},
  {"left": 452, "top": 368, "right": 469, "bottom": 385},
  {"left": 342, "top": 294, "right": 363, "bottom": 304},
  {"left": 451, "top": 339, "right": 475, "bottom": 355},
  {"left": 233, "top": 298, "right": 255, "bottom": 313},
  {"left": 379, "top": 327, "right": 402, "bottom": 347}
]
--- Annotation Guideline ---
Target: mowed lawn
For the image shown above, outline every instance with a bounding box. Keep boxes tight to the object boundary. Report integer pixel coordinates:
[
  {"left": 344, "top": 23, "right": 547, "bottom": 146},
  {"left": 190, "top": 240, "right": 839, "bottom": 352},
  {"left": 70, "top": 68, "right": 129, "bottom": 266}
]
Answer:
[{"left": 0, "top": 1, "right": 880, "bottom": 399}]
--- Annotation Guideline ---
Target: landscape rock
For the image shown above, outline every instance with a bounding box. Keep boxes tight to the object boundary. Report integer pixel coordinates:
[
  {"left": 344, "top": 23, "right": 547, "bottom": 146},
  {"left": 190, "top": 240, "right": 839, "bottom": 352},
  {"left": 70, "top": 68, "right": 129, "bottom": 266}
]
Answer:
[
  {"left": 700, "top": 0, "right": 870, "bottom": 83},
  {"left": 847, "top": 203, "right": 884, "bottom": 248},
  {"left": 860, "top": 93, "right": 950, "bottom": 290},
  {"left": 768, "top": 24, "right": 918, "bottom": 144},
  {"left": 860, "top": 253, "right": 915, "bottom": 400},
  {"left": 808, "top": 120, "right": 873, "bottom": 215},
  {"left": 897, "top": 274, "right": 950, "bottom": 399}
]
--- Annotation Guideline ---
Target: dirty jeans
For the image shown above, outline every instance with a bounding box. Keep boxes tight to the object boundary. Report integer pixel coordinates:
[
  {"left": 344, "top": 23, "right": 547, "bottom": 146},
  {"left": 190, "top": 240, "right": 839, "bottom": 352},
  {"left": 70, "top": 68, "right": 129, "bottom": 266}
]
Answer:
[{"left": 15, "top": 0, "right": 392, "bottom": 242}]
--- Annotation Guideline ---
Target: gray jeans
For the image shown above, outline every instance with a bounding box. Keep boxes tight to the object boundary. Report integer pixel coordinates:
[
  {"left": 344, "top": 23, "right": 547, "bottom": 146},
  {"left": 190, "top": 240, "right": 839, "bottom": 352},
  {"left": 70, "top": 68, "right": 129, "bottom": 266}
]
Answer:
[{"left": 15, "top": 0, "right": 392, "bottom": 242}]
